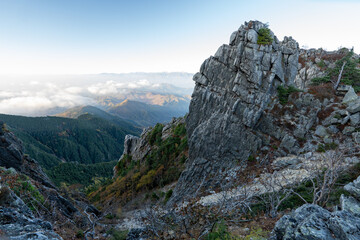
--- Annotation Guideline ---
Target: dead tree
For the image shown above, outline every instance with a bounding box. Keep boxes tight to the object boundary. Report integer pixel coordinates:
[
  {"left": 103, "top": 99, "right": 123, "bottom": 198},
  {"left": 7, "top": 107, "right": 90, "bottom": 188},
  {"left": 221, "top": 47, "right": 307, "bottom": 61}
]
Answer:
[{"left": 333, "top": 61, "right": 347, "bottom": 90}]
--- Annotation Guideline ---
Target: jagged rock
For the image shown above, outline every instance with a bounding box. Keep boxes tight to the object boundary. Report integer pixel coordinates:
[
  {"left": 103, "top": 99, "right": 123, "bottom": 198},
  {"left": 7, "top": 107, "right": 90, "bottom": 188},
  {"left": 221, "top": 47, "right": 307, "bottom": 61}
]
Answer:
[
  {"left": 343, "top": 86, "right": 358, "bottom": 105},
  {"left": 343, "top": 126, "right": 356, "bottom": 135},
  {"left": 350, "top": 113, "right": 360, "bottom": 126},
  {"left": 169, "top": 20, "right": 301, "bottom": 204},
  {"left": 344, "top": 175, "right": 360, "bottom": 198},
  {"left": 315, "top": 125, "right": 328, "bottom": 137},
  {"left": 0, "top": 122, "right": 54, "bottom": 189},
  {"left": 352, "top": 132, "right": 360, "bottom": 144},
  {"left": 294, "top": 48, "right": 359, "bottom": 89},
  {"left": 0, "top": 186, "right": 62, "bottom": 239},
  {"left": 126, "top": 228, "right": 147, "bottom": 240},
  {"left": 347, "top": 100, "right": 360, "bottom": 114},
  {"left": 271, "top": 204, "right": 360, "bottom": 240},
  {"left": 341, "top": 195, "right": 360, "bottom": 217},
  {"left": 272, "top": 174, "right": 360, "bottom": 240},
  {"left": 337, "top": 85, "right": 353, "bottom": 95},
  {"left": 271, "top": 155, "right": 302, "bottom": 170},
  {"left": 323, "top": 110, "right": 349, "bottom": 126},
  {"left": 327, "top": 125, "right": 339, "bottom": 134}
]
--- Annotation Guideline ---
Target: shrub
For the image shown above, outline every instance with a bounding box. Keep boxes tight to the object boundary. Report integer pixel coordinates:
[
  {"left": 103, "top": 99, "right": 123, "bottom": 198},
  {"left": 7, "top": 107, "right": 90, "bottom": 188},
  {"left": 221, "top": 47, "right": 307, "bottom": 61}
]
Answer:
[
  {"left": 257, "top": 28, "right": 273, "bottom": 45},
  {"left": 148, "top": 123, "right": 164, "bottom": 146},
  {"left": 206, "top": 220, "right": 231, "bottom": 240},
  {"left": 164, "top": 189, "right": 173, "bottom": 203},
  {"left": 107, "top": 228, "right": 128, "bottom": 240},
  {"left": 277, "top": 85, "right": 301, "bottom": 104},
  {"left": 76, "top": 230, "right": 84, "bottom": 238},
  {"left": 243, "top": 228, "right": 269, "bottom": 240},
  {"left": 311, "top": 49, "right": 360, "bottom": 91}
]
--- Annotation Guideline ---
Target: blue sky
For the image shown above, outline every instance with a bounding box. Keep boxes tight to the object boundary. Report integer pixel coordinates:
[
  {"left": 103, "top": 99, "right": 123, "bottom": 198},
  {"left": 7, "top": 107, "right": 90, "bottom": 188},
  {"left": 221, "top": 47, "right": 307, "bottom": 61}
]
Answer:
[{"left": 0, "top": 0, "right": 359, "bottom": 74}]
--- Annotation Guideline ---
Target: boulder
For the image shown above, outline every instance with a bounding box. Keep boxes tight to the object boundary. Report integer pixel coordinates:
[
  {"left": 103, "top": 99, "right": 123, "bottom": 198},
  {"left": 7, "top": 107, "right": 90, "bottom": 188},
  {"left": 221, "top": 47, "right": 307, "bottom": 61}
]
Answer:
[
  {"left": 271, "top": 175, "right": 360, "bottom": 240},
  {"left": 347, "top": 100, "right": 360, "bottom": 114},
  {"left": 342, "top": 86, "right": 358, "bottom": 105},
  {"left": 315, "top": 125, "right": 328, "bottom": 137}
]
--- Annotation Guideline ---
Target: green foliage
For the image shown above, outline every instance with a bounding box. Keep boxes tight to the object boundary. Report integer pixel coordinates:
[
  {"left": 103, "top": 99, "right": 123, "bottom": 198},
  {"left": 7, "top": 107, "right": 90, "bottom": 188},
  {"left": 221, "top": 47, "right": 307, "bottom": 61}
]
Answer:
[
  {"left": 277, "top": 85, "right": 301, "bottom": 104},
  {"left": 148, "top": 123, "right": 164, "bottom": 146},
  {"left": 164, "top": 189, "right": 173, "bottom": 203},
  {"left": 248, "top": 155, "right": 256, "bottom": 162},
  {"left": 105, "top": 213, "right": 117, "bottom": 219},
  {"left": 311, "top": 49, "right": 360, "bottom": 91},
  {"left": 257, "top": 28, "right": 273, "bottom": 45},
  {"left": 88, "top": 119, "right": 188, "bottom": 206},
  {"left": 76, "top": 230, "right": 84, "bottom": 238},
  {"left": 317, "top": 60, "right": 326, "bottom": 68},
  {"left": 47, "top": 161, "right": 117, "bottom": 187},
  {"left": 116, "top": 154, "right": 135, "bottom": 177},
  {"left": 107, "top": 228, "right": 128, "bottom": 240},
  {"left": 316, "top": 143, "right": 338, "bottom": 153},
  {"left": 173, "top": 122, "right": 186, "bottom": 136},
  {"left": 0, "top": 113, "right": 141, "bottom": 186},
  {"left": 0, "top": 169, "right": 44, "bottom": 212},
  {"left": 206, "top": 220, "right": 231, "bottom": 240},
  {"left": 151, "top": 192, "right": 159, "bottom": 201},
  {"left": 243, "top": 228, "right": 268, "bottom": 240}
]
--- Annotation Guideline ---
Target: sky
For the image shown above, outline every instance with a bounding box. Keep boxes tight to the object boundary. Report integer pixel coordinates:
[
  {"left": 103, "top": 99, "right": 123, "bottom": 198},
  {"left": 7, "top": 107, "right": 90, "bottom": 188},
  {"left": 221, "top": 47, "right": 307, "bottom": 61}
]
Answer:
[{"left": 0, "top": 0, "right": 359, "bottom": 75}]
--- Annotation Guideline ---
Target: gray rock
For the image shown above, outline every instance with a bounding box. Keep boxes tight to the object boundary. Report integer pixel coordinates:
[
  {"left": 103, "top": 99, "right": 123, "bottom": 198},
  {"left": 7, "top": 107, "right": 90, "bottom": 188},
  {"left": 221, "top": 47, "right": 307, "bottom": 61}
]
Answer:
[
  {"left": 272, "top": 155, "right": 302, "bottom": 170},
  {"left": 169, "top": 20, "right": 301, "bottom": 204},
  {"left": 352, "top": 132, "right": 360, "bottom": 144},
  {"left": 327, "top": 125, "right": 339, "bottom": 134},
  {"left": 350, "top": 113, "right": 360, "bottom": 126},
  {"left": 271, "top": 204, "right": 360, "bottom": 240},
  {"left": 347, "top": 100, "right": 360, "bottom": 114},
  {"left": 343, "top": 126, "right": 355, "bottom": 135},
  {"left": 345, "top": 175, "right": 360, "bottom": 198},
  {"left": 315, "top": 125, "right": 328, "bottom": 137},
  {"left": 324, "top": 136, "right": 333, "bottom": 144},
  {"left": 343, "top": 87, "right": 358, "bottom": 105},
  {"left": 0, "top": 186, "right": 62, "bottom": 240},
  {"left": 341, "top": 195, "right": 360, "bottom": 217},
  {"left": 280, "top": 134, "right": 297, "bottom": 153}
]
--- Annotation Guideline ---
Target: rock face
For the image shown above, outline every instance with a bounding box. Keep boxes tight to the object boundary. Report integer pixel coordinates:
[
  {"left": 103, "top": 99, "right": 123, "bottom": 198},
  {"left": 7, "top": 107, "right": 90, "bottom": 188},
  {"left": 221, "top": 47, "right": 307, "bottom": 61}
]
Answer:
[
  {"left": 0, "top": 186, "right": 62, "bottom": 239},
  {"left": 0, "top": 122, "right": 54, "bottom": 189},
  {"left": 170, "top": 21, "right": 300, "bottom": 203},
  {"left": 271, "top": 175, "right": 360, "bottom": 240}
]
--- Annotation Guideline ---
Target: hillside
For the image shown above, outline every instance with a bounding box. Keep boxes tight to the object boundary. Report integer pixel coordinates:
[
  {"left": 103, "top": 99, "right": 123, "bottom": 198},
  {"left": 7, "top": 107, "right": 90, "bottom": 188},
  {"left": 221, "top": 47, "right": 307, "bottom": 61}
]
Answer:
[
  {"left": 0, "top": 122, "right": 110, "bottom": 239},
  {"left": 0, "top": 113, "right": 141, "bottom": 186},
  {"left": 54, "top": 105, "right": 140, "bottom": 128},
  {"left": 88, "top": 117, "right": 188, "bottom": 212}
]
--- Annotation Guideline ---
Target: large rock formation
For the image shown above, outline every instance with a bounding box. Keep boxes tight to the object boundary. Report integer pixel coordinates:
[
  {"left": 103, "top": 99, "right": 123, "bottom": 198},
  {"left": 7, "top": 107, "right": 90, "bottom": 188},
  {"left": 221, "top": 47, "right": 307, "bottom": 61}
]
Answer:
[
  {"left": 170, "top": 21, "right": 300, "bottom": 203},
  {"left": 271, "top": 175, "right": 360, "bottom": 240},
  {"left": 0, "top": 186, "right": 62, "bottom": 239}
]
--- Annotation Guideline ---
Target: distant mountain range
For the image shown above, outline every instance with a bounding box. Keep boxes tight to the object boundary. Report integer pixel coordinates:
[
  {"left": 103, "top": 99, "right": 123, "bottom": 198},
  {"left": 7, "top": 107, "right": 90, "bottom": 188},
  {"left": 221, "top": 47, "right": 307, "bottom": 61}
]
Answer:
[{"left": 57, "top": 90, "right": 190, "bottom": 126}]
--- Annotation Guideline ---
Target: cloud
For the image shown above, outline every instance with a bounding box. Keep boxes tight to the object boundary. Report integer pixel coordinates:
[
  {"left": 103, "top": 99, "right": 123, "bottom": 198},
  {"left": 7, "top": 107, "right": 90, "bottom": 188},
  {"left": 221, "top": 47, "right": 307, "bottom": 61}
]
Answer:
[{"left": 0, "top": 83, "right": 95, "bottom": 116}]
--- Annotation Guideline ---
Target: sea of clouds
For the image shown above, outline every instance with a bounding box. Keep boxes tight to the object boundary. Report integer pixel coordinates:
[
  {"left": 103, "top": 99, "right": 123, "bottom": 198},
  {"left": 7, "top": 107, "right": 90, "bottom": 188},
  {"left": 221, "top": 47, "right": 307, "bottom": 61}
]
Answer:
[{"left": 0, "top": 73, "right": 194, "bottom": 116}]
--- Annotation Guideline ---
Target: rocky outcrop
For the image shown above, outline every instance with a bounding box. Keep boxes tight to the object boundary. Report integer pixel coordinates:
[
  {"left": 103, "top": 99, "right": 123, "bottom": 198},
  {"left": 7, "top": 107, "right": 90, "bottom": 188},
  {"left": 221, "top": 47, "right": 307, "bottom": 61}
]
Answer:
[
  {"left": 115, "top": 117, "right": 185, "bottom": 173},
  {"left": 271, "top": 175, "right": 360, "bottom": 240},
  {"left": 170, "top": 21, "right": 302, "bottom": 203},
  {"left": 294, "top": 48, "right": 360, "bottom": 89},
  {"left": 0, "top": 122, "right": 54, "bottom": 189},
  {"left": 0, "top": 186, "right": 62, "bottom": 239}
]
